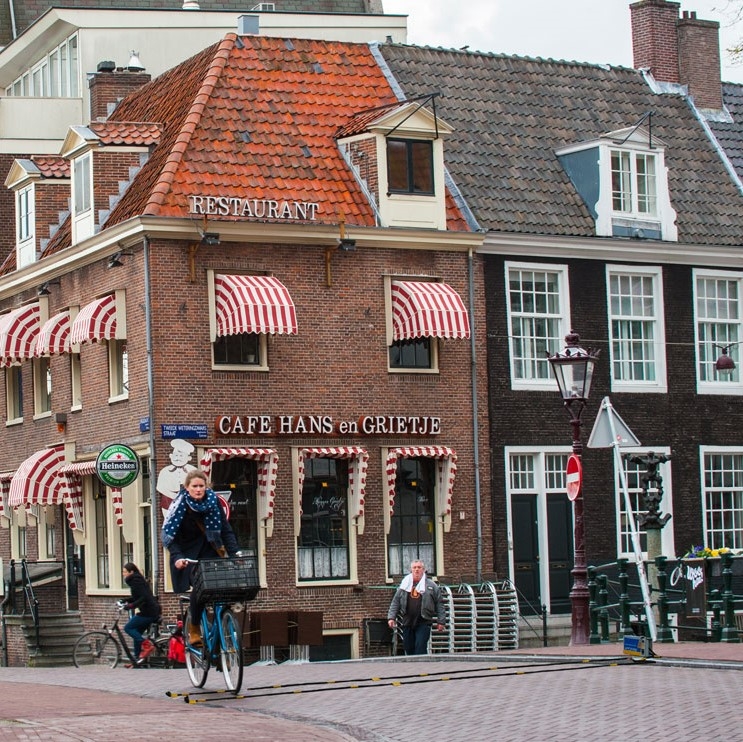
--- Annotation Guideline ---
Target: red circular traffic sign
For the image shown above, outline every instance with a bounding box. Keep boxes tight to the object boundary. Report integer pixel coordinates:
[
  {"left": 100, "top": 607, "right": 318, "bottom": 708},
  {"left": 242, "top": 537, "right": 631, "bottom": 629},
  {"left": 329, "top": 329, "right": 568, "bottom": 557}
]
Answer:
[{"left": 566, "top": 454, "right": 582, "bottom": 501}]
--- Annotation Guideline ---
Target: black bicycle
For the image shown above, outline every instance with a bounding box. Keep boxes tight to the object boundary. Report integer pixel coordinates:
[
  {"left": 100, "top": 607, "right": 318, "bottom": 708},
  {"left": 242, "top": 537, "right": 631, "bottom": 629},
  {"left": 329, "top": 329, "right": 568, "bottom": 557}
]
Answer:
[{"left": 72, "top": 604, "right": 171, "bottom": 668}]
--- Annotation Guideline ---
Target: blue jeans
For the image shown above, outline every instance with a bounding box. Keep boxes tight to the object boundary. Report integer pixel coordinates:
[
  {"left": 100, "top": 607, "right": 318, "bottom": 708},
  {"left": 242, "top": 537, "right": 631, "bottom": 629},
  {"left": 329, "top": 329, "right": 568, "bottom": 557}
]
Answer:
[
  {"left": 402, "top": 623, "right": 431, "bottom": 655},
  {"left": 124, "top": 614, "right": 156, "bottom": 657}
]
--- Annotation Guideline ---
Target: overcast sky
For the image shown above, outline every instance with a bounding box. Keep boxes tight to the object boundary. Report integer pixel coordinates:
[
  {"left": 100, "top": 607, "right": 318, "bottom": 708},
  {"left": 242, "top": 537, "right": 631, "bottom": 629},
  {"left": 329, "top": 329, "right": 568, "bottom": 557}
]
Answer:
[{"left": 383, "top": 0, "right": 743, "bottom": 83}]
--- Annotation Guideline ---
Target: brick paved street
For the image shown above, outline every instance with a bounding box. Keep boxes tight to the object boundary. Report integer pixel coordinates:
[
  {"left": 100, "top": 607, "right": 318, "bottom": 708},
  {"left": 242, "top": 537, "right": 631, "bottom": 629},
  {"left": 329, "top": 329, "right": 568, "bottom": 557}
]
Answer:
[{"left": 1, "top": 642, "right": 742, "bottom": 741}]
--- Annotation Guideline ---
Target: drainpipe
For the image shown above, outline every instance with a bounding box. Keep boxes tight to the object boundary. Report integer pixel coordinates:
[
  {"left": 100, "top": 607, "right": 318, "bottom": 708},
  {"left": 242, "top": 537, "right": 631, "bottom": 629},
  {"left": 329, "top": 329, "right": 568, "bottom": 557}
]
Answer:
[
  {"left": 143, "top": 236, "right": 159, "bottom": 594},
  {"left": 468, "top": 247, "right": 482, "bottom": 582},
  {"left": 8, "top": 0, "right": 17, "bottom": 39}
]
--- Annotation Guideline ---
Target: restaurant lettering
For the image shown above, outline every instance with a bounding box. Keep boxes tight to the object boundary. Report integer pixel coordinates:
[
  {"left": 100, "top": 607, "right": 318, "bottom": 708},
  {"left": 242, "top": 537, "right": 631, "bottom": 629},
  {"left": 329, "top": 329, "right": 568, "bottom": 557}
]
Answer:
[
  {"left": 190, "top": 195, "right": 320, "bottom": 221},
  {"left": 216, "top": 414, "right": 441, "bottom": 437}
]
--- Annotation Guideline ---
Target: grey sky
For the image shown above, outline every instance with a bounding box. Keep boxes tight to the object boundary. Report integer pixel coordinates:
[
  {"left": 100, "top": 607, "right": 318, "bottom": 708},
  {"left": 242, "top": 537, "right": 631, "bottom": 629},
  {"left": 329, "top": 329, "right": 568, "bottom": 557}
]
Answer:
[{"left": 383, "top": 0, "right": 743, "bottom": 83}]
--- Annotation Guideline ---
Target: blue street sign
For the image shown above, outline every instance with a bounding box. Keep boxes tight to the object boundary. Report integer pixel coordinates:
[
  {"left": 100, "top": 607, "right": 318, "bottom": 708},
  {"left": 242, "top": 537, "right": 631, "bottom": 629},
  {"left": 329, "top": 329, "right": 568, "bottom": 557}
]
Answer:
[{"left": 161, "top": 424, "right": 209, "bottom": 440}]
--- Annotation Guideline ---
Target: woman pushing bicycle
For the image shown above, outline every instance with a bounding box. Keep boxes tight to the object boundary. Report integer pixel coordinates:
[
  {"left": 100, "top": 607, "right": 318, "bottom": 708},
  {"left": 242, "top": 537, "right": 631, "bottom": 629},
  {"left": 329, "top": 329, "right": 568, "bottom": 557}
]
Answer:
[{"left": 161, "top": 469, "right": 239, "bottom": 645}]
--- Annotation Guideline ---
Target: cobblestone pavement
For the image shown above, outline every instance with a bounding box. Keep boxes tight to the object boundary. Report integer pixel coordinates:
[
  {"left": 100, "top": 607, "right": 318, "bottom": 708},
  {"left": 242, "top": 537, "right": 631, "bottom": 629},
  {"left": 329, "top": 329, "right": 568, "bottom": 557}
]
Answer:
[{"left": 1, "top": 642, "right": 742, "bottom": 742}]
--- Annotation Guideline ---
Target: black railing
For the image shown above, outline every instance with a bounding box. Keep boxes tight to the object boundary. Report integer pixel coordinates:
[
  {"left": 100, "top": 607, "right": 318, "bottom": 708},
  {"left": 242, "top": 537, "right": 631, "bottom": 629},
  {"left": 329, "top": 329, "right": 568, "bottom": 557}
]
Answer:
[{"left": 19, "top": 560, "right": 40, "bottom": 648}]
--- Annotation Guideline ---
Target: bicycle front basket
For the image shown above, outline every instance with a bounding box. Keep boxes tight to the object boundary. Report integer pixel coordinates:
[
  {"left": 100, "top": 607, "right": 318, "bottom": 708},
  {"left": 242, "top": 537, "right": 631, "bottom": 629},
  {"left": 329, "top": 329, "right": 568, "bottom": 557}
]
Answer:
[{"left": 192, "top": 557, "right": 259, "bottom": 605}]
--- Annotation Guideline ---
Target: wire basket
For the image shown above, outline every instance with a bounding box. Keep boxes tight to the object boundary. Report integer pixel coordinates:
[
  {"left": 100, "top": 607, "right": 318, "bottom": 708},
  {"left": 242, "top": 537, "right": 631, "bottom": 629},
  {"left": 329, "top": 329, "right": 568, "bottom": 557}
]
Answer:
[{"left": 192, "top": 557, "right": 260, "bottom": 605}]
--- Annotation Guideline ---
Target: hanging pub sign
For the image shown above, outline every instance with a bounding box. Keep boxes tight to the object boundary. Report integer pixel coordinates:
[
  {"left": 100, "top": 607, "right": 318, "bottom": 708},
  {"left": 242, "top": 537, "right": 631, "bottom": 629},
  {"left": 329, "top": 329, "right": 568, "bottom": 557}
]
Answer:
[{"left": 96, "top": 443, "right": 141, "bottom": 488}]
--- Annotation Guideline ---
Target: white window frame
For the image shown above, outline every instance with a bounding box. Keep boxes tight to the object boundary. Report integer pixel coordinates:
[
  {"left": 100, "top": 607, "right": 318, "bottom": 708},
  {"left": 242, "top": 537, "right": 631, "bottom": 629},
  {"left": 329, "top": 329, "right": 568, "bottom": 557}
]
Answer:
[
  {"left": 37, "top": 505, "right": 57, "bottom": 561},
  {"left": 108, "top": 339, "right": 128, "bottom": 402},
  {"left": 610, "top": 149, "right": 657, "bottom": 218},
  {"left": 72, "top": 151, "right": 93, "bottom": 244},
  {"left": 606, "top": 265, "right": 667, "bottom": 393},
  {"left": 291, "top": 447, "right": 359, "bottom": 587},
  {"left": 16, "top": 185, "right": 35, "bottom": 268},
  {"left": 10, "top": 508, "right": 28, "bottom": 560},
  {"left": 70, "top": 351, "right": 82, "bottom": 410},
  {"left": 505, "top": 261, "right": 570, "bottom": 390},
  {"left": 614, "top": 446, "right": 674, "bottom": 560},
  {"left": 693, "top": 268, "right": 743, "bottom": 395},
  {"left": 32, "top": 356, "right": 52, "bottom": 418},
  {"left": 505, "top": 446, "right": 571, "bottom": 614},
  {"left": 700, "top": 446, "right": 743, "bottom": 551},
  {"left": 5, "top": 365, "right": 23, "bottom": 424},
  {"left": 5, "top": 33, "right": 79, "bottom": 99}
]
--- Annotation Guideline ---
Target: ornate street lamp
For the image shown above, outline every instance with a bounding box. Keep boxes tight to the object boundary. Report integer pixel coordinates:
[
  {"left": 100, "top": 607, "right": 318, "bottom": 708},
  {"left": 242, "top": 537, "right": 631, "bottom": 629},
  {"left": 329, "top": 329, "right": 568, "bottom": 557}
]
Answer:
[{"left": 548, "top": 330, "right": 600, "bottom": 646}]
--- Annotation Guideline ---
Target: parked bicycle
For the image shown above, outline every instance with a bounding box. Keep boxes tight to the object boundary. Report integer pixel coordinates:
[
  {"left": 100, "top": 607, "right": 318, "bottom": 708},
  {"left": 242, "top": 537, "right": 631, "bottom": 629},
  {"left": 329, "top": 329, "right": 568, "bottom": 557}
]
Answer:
[
  {"left": 72, "top": 604, "right": 171, "bottom": 668},
  {"left": 181, "top": 556, "right": 258, "bottom": 693}
]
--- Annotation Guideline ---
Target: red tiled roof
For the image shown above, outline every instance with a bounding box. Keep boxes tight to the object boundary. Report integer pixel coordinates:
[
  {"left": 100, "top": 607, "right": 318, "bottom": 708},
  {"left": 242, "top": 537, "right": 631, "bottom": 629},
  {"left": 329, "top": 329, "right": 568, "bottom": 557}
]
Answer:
[
  {"left": 89, "top": 121, "right": 163, "bottom": 147},
  {"left": 104, "top": 35, "right": 470, "bottom": 231},
  {"left": 31, "top": 156, "right": 69, "bottom": 179}
]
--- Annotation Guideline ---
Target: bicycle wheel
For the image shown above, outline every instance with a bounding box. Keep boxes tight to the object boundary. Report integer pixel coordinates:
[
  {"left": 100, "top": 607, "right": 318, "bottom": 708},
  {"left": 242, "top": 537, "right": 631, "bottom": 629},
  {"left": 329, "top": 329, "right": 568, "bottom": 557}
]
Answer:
[
  {"left": 73, "top": 631, "right": 121, "bottom": 668},
  {"left": 184, "top": 609, "right": 209, "bottom": 687},
  {"left": 220, "top": 610, "right": 243, "bottom": 692}
]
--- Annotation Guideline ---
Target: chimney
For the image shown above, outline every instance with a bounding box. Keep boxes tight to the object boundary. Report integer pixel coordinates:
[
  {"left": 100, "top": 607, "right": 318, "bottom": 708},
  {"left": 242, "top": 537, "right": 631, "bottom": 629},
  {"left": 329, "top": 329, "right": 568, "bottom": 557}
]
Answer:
[
  {"left": 630, "top": 0, "right": 681, "bottom": 83},
  {"left": 678, "top": 11, "right": 723, "bottom": 109},
  {"left": 89, "top": 64, "right": 152, "bottom": 121},
  {"left": 630, "top": 1, "right": 723, "bottom": 110}
]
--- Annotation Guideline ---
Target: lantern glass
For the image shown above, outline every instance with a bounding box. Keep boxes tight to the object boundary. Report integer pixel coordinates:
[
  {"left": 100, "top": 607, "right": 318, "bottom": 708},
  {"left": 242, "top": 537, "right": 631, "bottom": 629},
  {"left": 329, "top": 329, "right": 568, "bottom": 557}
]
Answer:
[{"left": 549, "top": 338, "right": 597, "bottom": 401}]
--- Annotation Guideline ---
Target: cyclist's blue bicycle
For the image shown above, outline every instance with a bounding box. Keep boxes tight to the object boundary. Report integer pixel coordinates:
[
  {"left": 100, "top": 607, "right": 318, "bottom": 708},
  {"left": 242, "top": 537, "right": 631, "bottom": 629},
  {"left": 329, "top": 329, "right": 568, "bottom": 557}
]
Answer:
[{"left": 181, "top": 556, "right": 258, "bottom": 693}]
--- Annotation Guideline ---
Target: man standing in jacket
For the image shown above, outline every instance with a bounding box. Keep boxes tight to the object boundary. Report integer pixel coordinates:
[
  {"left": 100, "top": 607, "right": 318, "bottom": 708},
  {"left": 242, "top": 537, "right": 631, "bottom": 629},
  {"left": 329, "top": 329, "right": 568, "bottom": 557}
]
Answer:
[{"left": 387, "top": 560, "right": 445, "bottom": 655}]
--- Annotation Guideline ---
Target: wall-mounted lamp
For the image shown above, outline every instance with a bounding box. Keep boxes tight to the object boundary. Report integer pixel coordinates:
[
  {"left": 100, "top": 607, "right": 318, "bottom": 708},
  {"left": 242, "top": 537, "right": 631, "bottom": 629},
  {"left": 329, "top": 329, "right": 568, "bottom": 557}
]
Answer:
[
  {"left": 200, "top": 232, "right": 220, "bottom": 246},
  {"left": 715, "top": 342, "right": 743, "bottom": 373},
  {"left": 337, "top": 212, "right": 356, "bottom": 252},
  {"left": 37, "top": 280, "right": 60, "bottom": 296},
  {"left": 55, "top": 412, "right": 67, "bottom": 433},
  {"left": 107, "top": 250, "right": 133, "bottom": 269}
]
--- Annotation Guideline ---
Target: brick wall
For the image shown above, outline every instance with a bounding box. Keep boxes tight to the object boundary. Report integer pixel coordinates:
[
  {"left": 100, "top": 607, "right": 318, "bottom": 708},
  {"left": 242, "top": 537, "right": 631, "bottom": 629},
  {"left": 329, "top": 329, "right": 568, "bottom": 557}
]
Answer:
[{"left": 89, "top": 71, "right": 152, "bottom": 122}]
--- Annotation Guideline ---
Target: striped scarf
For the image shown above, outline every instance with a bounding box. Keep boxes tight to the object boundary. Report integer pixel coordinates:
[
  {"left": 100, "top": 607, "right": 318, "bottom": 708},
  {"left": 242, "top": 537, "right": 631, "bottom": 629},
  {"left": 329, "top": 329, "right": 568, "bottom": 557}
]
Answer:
[{"left": 161, "top": 488, "right": 223, "bottom": 549}]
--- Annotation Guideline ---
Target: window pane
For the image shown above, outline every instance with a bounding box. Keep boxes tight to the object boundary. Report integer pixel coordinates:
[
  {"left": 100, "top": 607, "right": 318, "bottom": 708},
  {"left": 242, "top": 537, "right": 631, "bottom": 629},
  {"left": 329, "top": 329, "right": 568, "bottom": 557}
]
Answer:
[
  {"left": 696, "top": 276, "right": 741, "bottom": 382},
  {"left": 704, "top": 453, "right": 743, "bottom": 550},
  {"left": 214, "top": 333, "right": 260, "bottom": 365},
  {"left": 211, "top": 457, "right": 258, "bottom": 556},
  {"left": 387, "top": 139, "right": 409, "bottom": 192},
  {"left": 389, "top": 338, "right": 431, "bottom": 369},
  {"left": 410, "top": 141, "right": 434, "bottom": 193}
]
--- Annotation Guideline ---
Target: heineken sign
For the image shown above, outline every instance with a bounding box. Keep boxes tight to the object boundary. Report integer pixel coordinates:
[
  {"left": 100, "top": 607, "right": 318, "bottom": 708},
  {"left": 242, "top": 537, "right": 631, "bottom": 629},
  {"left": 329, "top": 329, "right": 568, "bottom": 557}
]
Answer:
[{"left": 96, "top": 444, "right": 140, "bottom": 488}]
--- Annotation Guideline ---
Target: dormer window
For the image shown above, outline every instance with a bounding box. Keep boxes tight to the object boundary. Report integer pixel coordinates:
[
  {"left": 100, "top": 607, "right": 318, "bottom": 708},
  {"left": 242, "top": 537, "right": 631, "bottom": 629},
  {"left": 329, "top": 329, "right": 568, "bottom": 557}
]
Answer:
[
  {"left": 71, "top": 151, "right": 93, "bottom": 243},
  {"left": 387, "top": 138, "right": 434, "bottom": 195},
  {"left": 16, "top": 186, "right": 35, "bottom": 268},
  {"left": 556, "top": 125, "right": 677, "bottom": 242},
  {"left": 611, "top": 150, "right": 657, "bottom": 218}
]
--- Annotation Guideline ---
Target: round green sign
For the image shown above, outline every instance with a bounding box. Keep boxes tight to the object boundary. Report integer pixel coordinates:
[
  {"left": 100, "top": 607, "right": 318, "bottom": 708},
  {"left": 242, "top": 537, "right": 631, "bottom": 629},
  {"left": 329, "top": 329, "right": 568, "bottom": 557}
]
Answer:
[{"left": 96, "top": 444, "right": 140, "bottom": 488}]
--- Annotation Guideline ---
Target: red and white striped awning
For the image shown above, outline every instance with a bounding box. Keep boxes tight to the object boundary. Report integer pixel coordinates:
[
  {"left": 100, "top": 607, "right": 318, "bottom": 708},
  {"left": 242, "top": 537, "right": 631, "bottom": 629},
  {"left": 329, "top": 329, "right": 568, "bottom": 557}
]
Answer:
[
  {"left": 298, "top": 447, "right": 369, "bottom": 534},
  {"left": 0, "top": 471, "right": 15, "bottom": 520},
  {"left": 0, "top": 303, "right": 41, "bottom": 365},
  {"left": 215, "top": 274, "right": 298, "bottom": 337},
  {"left": 35, "top": 310, "right": 71, "bottom": 356},
  {"left": 70, "top": 294, "right": 117, "bottom": 346},
  {"left": 59, "top": 460, "right": 97, "bottom": 532},
  {"left": 385, "top": 446, "right": 457, "bottom": 533},
  {"left": 200, "top": 447, "right": 279, "bottom": 535},
  {"left": 391, "top": 280, "right": 470, "bottom": 340},
  {"left": 8, "top": 446, "right": 65, "bottom": 508}
]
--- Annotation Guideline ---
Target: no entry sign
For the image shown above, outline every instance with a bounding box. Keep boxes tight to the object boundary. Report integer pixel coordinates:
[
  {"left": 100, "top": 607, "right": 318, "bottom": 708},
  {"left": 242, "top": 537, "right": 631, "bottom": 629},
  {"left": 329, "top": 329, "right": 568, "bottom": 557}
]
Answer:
[{"left": 566, "top": 454, "right": 582, "bottom": 501}]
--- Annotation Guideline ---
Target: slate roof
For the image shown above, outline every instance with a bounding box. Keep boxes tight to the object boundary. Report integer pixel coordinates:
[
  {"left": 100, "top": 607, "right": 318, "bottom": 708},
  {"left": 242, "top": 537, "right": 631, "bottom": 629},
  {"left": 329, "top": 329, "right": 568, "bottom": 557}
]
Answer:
[
  {"left": 709, "top": 82, "right": 743, "bottom": 184},
  {"left": 379, "top": 44, "right": 743, "bottom": 246}
]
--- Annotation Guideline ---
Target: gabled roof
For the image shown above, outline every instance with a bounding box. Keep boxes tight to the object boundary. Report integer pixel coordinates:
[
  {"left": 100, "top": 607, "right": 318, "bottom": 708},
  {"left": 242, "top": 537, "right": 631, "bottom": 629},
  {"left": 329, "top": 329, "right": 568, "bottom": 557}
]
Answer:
[
  {"left": 100, "top": 35, "right": 471, "bottom": 231},
  {"left": 379, "top": 44, "right": 743, "bottom": 246},
  {"left": 4, "top": 156, "right": 69, "bottom": 189},
  {"left": 709, "top": 83, "right": 743, "bottom": 185}
]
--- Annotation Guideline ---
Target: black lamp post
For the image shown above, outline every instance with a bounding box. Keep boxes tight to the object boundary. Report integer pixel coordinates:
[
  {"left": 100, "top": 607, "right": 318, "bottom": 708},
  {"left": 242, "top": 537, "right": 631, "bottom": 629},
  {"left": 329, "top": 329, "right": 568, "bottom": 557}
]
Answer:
[{"left": 548, "top": 330, "right": 600, "bottom": 646}]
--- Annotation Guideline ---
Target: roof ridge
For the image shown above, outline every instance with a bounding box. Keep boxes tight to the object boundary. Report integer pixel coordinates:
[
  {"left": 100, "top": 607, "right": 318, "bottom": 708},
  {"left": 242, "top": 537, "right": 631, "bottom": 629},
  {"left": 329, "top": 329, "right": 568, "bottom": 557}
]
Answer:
[{"left": 143, "top": 33, "right": 237, "bottom": 215}]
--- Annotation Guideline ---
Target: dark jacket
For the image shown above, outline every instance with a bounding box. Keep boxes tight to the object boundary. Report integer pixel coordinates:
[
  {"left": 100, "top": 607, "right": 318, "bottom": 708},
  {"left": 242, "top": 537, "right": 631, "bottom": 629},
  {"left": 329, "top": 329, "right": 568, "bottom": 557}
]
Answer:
[
  {"left": 166, "top": 505, "right": 239, "bottom": 593},
  {"left": 387, "top": 577, "right": 446, "bottom": 626},
  {"left": 124, "top": 571, "right": 160, "bottom": 618}
]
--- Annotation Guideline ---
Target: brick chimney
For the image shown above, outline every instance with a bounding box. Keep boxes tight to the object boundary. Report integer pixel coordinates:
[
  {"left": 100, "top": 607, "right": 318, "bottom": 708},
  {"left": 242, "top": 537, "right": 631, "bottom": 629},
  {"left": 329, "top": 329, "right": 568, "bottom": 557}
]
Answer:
[
  {"left": 630, "top": 0, "right": 723, "bottom": 110},
  {"left": 88, "top": 65, "right": 152, "bottom": 121}
]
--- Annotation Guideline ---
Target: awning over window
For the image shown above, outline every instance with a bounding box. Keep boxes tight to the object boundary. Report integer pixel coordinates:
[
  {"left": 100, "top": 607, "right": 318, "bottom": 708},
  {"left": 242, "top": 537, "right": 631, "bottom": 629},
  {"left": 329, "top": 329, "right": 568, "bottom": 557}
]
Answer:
[
  {"left": 8, "top": 446, "right": 65, "bottom": 509},
  {"left": 391, "top": 280, "right": 470, "bottom": 340},
  {"left": 0, "top": 471, "right": 15, "bottom": 520},
  {"left": 0, "top": 303, "right": 41, "bottom": 365},
  {"left": 215, "top": 274, "right": 298, "bottom": 337},
  {"left": 385, "top": 446, "right": 458, "bottom": 533},
  {"left": 200, "top": 447, "right": 279, "bottom": 537},
  {"left": 59, "top": 460, "right": 97, "bottom": 532},
  {"left": 70, "top": 294, "right": 117, "bottom": 346},
  {"left": 35, "top": 310, "right": 71, "bottom": 356},
  {"left": 297, "top": 447, "right": 369, "bottom": 535}
]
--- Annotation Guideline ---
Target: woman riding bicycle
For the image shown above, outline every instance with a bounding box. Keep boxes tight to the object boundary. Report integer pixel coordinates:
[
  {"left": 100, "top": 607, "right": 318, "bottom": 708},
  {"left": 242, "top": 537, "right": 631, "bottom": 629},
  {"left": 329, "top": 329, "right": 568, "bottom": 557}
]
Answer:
[
  {"left": 122, "top": 562, "right": 161, "bottom": 662},
  {"left": 161, "top": 469, "right": 239, "bottom": 645}
]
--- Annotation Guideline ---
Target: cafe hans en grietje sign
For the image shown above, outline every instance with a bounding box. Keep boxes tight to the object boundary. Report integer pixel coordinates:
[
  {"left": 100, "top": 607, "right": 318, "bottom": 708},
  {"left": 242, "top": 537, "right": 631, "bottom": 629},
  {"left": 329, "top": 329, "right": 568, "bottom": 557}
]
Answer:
[
  {"left": 190, "top": 195, "right": 320, "bottom": 221},
  {"left": 216, "top": 414, "right": 441, "bottom": 437}
]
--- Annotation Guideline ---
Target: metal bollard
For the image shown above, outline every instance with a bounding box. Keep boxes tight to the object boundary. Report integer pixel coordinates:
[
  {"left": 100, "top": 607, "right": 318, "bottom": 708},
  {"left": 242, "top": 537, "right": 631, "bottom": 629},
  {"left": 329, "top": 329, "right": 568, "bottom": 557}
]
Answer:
[
  {"left": 588, "top": 567, "right": 601, "bottom": 644},
  {"left": 655, "top": 555, "right": 674, "bottom": 642},
  {"left": 710, "top": 589, "right": 722, "bottom": 642},
  {"left": 720, "top": 552, "right": 741, "bottom": 643},
  {"left": 617, "top": 558, "right": 633, "bottom": 637},
  {"left": 597, "top": 574, "right": 610, "bottom": 642}
]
